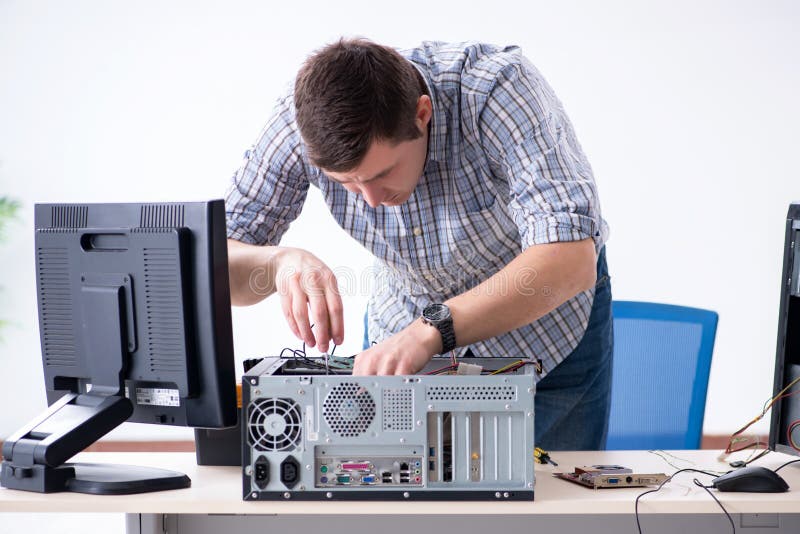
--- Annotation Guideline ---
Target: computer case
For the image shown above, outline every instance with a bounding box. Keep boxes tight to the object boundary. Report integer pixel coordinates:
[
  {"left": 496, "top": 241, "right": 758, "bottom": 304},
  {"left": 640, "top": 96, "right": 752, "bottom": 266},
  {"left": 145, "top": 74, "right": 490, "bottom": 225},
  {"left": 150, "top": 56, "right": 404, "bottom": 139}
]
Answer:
[{"left": 241, "top": 356, "right": 536, "bottom": 501}]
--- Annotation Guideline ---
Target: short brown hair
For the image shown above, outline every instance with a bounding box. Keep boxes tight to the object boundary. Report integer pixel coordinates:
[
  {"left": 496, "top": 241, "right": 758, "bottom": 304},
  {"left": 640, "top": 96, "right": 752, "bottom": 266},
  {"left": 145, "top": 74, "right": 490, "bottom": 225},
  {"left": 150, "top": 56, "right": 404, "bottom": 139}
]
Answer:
[{"left": 294, "top": 38, "right": 427, "bottom": 172}]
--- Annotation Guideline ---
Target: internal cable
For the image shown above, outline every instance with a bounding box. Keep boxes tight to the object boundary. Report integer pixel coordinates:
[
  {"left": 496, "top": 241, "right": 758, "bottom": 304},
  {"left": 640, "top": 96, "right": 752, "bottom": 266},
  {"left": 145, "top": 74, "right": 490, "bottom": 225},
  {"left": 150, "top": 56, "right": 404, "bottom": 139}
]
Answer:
[{"left": 278, "top": 326, "right": 347, "bottom": 374}]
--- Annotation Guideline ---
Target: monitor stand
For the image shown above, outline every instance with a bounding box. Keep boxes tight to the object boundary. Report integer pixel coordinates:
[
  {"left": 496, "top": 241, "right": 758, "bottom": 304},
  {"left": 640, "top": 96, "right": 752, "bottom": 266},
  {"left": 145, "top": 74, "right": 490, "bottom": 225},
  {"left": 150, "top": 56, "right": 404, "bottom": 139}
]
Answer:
[
  {"left": 0, "top": 392, "right": 190, "bottom": 495},
  {"left": 1, "top": 277, "right": 192, "bottom": 494}
]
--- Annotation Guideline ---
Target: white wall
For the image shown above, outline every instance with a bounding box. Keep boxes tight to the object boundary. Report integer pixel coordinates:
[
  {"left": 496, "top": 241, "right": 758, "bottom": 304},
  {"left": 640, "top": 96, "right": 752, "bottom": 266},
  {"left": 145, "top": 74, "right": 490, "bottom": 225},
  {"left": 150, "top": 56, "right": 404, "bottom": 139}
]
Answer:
[{"left": 0, "top": 0, "right": 797, "bottom": 442}]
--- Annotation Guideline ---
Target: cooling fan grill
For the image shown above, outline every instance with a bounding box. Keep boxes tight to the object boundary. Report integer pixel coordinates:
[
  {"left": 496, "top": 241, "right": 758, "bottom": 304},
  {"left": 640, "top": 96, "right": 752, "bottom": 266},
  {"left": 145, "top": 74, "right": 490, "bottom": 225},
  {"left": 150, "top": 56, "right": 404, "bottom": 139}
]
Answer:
[
  {"left": 323, "top": 382, "right": 376, "bottom": 437},
  {"left": 248, "top": 397, "right": 302, "bottom": 451}
]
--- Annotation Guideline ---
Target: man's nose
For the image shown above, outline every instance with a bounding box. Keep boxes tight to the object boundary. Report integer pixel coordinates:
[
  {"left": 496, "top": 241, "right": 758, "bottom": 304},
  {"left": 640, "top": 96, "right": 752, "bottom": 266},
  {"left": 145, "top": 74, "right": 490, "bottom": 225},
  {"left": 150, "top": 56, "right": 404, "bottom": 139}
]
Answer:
[{"left": 360, "top": 184, "right": 383, "bottom": 208}]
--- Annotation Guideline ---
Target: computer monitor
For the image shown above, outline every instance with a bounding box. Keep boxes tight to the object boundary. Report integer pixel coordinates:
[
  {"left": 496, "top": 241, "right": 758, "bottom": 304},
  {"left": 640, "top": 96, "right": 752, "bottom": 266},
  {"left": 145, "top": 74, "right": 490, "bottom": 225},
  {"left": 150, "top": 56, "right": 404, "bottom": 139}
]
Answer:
[
  {"left": 0, "top": 200, "right": 237, "bottom": 494},
  {"left": 770, "top": 203, "right": 800, "bottom": 459}
]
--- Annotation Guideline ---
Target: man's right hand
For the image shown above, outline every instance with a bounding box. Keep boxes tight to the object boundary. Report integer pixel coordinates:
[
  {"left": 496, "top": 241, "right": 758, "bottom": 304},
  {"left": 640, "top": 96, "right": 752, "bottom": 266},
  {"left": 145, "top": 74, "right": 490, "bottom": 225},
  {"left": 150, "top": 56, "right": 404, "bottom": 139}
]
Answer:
[
  {"left": 227, "top": 240, "right": 344, "bottom": 353},
  {"left": 273, "top": 247, "right": 343, "bottom": 353}
]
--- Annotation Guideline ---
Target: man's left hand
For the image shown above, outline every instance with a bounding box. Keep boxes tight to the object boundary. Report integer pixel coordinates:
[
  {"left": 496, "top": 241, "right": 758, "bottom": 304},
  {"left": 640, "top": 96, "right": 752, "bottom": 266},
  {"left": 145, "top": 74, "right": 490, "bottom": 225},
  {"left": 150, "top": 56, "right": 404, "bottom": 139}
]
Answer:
[{"left": 352, "top": 318, "right": 442, "bottom": 375}]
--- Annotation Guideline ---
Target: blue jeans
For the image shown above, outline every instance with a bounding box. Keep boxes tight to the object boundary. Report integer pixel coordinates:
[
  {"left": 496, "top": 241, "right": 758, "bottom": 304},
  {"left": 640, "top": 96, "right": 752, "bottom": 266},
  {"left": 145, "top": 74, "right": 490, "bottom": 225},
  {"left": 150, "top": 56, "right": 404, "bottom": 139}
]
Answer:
[
  {"left": 534, "top": 247, "right": 612, "bottom": 451},
  {"left": 363, "top": 248, "right": 613, "bottom": 451}
]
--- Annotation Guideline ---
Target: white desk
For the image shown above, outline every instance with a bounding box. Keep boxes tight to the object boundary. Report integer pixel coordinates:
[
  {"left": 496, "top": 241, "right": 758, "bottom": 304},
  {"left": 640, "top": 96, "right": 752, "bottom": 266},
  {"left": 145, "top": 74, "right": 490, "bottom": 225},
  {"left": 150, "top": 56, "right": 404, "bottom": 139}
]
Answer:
[{"left": 2, "top": 450, "right": 799, "bottom": 533}]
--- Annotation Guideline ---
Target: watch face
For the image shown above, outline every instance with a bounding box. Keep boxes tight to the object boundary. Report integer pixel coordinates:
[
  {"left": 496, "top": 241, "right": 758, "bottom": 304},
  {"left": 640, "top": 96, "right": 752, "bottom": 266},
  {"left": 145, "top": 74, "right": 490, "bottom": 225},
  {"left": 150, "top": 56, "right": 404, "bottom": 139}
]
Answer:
[{"left": 423, "top": 303, "right": 450, "bottom": 322}]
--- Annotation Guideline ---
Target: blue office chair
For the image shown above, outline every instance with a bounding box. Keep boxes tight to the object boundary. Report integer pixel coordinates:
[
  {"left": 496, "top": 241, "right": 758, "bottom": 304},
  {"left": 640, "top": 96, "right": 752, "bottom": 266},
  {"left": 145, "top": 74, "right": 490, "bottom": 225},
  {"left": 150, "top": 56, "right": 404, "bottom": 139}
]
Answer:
[{"left": 606, "top": 301, "right": 718, "bottom": 450}]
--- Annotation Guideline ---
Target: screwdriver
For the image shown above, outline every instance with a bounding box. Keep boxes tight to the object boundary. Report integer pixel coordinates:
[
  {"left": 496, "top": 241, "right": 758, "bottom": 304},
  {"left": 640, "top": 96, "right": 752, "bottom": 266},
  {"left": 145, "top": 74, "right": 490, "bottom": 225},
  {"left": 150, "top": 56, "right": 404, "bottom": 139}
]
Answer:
[{"left": 534, "top": 447, "right": 558, "bottom": 466}]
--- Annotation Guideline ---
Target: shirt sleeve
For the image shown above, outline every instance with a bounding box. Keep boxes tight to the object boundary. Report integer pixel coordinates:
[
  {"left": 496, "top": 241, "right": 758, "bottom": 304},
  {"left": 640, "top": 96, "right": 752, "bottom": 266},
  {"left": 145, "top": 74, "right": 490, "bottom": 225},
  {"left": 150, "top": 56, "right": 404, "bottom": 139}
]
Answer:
[
  {"left": 477, "top": 59, "right": 603, "bottom": 250},
  {"left": 225, "top": 94, "right": 311, "bottom": 246}
]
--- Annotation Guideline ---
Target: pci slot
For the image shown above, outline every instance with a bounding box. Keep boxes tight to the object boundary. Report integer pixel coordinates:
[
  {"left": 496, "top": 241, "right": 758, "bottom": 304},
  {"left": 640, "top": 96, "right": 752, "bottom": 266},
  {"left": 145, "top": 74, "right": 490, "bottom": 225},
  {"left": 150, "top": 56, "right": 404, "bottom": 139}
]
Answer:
[
  {"left": 470, "top": 412, "right": 481, "bottom": 482},
  {"left": 426, "top": 412, "right": 443, "bottom": 483}
]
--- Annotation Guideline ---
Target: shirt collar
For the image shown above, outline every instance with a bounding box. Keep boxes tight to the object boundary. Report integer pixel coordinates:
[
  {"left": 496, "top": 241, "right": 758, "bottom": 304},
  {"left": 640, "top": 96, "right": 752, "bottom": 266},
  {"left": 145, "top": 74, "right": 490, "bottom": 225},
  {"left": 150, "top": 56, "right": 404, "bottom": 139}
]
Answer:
[{"left": 410, "top": 62, "right": 448, "bottom": 164}]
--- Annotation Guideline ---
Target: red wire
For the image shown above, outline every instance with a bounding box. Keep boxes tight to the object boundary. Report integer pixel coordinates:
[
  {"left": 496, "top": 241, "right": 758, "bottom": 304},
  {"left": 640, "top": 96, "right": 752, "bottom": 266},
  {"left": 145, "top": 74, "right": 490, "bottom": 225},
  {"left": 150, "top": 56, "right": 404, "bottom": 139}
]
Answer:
[
  {"left": 788, "top": 420, "right": 800, "bottom": 452},
  {"left": 425, "top": 364, "right": 457, "bottom": 375}
]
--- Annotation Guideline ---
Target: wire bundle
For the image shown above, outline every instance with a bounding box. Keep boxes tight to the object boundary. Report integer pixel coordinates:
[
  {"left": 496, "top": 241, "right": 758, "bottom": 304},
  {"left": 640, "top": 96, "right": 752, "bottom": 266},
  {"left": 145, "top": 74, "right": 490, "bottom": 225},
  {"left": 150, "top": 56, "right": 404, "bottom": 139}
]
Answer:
[
  {"left": 279, "top": 336, "right": 354, "bottom": 374},
  {"left": 721, "top": 375, "right": 800, "bottom": 463}
]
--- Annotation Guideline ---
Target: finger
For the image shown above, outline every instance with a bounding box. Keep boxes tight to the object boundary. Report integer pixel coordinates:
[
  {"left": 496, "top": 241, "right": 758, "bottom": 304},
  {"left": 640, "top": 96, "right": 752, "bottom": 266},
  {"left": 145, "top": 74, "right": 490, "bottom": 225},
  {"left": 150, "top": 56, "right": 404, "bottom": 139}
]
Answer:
[
  {"left": 289, "top": 273, "right": 315, "bottom": 347},
  {"left": 377, "top": 355, "right": 397, "bottom": 376},
  {"left": 279, "top": 288, "right": 301, "bottom": 341},
  {"left": 352, "top": 352, "right": 367, "bottom": 376},
  {"left": 325, "top": 275, "right": 344, "bottom": 345},
  {"left": 305, "top": 270, "right": 331, "bottom": 352},
  {"left": 353, "top": 350, "right": 379, "bottom": 376},
  {"left": 395, "top": 360, "right": 415, "bottom": 376}
]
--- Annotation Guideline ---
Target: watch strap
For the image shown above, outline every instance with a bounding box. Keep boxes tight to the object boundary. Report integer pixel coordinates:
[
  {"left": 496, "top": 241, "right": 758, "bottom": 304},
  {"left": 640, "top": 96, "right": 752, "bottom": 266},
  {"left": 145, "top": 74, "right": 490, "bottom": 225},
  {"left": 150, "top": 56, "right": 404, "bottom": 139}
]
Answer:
[{"left": 438, "top": 317, "right": 457, "bottom": 354}]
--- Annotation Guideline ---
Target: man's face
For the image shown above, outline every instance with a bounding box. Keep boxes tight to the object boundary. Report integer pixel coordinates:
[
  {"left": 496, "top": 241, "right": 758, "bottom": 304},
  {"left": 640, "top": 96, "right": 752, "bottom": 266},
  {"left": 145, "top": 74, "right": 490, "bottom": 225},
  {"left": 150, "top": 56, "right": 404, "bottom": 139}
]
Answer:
[{"left": 324, "top": 96, "right": 432, "bottom": 208}]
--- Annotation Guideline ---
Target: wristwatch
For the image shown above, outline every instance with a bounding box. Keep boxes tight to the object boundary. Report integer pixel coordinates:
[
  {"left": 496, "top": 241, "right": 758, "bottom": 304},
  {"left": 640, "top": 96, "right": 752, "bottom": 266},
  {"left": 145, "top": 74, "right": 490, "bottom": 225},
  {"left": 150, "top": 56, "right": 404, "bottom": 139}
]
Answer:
[{"left": 421, "top": 303, "right": 457, "bottom": 354}]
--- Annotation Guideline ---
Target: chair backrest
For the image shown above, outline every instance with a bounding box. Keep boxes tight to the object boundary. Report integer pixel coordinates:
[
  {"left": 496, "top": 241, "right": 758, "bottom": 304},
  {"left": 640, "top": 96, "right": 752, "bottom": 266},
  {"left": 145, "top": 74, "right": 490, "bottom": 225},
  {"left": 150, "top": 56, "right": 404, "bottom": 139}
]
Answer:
[{"left": 606, "top": 301, "right": 718, "bottom": 450}]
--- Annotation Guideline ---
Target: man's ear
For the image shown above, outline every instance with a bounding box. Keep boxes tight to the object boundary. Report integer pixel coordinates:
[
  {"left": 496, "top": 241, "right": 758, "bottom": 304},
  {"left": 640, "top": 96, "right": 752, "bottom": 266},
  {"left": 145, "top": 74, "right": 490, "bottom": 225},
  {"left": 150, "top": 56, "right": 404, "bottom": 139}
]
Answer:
[{"left": 415, "top": 95, "right": 433, "bottom": 132}]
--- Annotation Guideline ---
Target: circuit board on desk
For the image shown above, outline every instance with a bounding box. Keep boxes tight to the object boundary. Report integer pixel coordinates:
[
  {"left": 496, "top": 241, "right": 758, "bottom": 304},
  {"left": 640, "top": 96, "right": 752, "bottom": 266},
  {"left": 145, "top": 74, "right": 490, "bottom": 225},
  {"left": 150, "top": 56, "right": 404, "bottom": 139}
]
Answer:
[{"left": 554, "top": 465, "right": 668, "bottom": 489}]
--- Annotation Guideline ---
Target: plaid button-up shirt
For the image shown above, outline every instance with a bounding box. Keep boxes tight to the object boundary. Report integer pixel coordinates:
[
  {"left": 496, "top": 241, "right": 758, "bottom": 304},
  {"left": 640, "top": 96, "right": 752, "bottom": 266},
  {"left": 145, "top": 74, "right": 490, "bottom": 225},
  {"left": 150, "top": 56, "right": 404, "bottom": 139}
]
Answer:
[{"left": 225, "top": 42, "right": 609, "bottom": 379}]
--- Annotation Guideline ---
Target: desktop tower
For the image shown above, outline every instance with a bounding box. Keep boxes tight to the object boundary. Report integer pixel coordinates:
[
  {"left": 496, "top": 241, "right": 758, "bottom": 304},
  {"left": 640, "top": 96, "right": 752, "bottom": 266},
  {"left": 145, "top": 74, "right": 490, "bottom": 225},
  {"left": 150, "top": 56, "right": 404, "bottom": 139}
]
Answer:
[{"left": 240, "top": 357, "right": 536, "bottom": 500}]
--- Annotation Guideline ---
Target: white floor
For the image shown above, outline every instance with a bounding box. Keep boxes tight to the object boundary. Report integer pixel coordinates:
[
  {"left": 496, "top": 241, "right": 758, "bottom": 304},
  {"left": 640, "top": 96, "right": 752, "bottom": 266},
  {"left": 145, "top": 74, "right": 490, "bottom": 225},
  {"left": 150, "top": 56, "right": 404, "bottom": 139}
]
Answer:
[{"left": 0, "top": 514, "right": 125, "bottom": 534}]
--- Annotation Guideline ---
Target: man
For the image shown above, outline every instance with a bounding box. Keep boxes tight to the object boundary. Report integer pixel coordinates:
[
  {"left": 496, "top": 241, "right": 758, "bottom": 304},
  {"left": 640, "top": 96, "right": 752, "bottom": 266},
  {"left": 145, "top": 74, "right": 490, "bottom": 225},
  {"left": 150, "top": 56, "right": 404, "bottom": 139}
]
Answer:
[{"left": 225, "top": 39, "right": 612, "bottom": 450}]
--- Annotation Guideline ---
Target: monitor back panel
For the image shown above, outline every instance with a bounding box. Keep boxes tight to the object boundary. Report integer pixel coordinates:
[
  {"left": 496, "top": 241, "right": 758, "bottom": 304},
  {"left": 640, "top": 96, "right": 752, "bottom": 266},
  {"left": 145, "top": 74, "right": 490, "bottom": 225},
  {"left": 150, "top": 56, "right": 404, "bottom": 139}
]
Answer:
[
  {"left": 770, "top": 203, "right": 800, "bottom": 457},
  {"left": 242, "top": 358, "right": 535, "bottom": 500}
]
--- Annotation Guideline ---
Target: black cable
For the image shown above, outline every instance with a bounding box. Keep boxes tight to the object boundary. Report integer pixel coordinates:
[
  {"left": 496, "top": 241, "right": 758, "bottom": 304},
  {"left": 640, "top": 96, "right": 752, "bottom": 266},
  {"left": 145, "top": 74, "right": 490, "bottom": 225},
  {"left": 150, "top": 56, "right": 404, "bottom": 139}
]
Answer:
[
  {"left": 635, "top": 468, "right": 731, "bottom": 534},
  {"left": 774, "top": 458, "right": 800, "bottom": 473},
  {"left": 279, "top": 325, "right": 347, "bottom": 375},
  {"left": 692, "top": 479, "right": 735, "bottom": 533}
]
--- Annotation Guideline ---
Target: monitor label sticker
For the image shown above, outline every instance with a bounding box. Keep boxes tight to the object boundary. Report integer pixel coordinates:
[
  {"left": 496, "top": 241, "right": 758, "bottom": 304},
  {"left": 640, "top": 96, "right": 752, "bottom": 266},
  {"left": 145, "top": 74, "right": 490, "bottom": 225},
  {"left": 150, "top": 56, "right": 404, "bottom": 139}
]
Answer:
[{"left": 135, "top": 387, "right": 180, "bottom": 407}]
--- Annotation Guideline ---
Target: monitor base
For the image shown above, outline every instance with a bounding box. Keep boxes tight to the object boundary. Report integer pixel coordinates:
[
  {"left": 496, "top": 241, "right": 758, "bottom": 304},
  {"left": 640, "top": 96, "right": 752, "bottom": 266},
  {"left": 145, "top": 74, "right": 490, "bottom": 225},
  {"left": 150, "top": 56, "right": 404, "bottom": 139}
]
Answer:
[{"left": 1, "top": 461, "right": 190, "bottom": 495}]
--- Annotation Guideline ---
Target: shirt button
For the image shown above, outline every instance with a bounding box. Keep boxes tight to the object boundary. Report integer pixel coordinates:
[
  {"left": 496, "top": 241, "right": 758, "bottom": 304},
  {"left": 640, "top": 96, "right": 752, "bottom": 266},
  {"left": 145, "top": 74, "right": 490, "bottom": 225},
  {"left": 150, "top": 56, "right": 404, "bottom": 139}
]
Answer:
[{"left": 413, "top": 227, "right": 423, "bottom": 237}]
